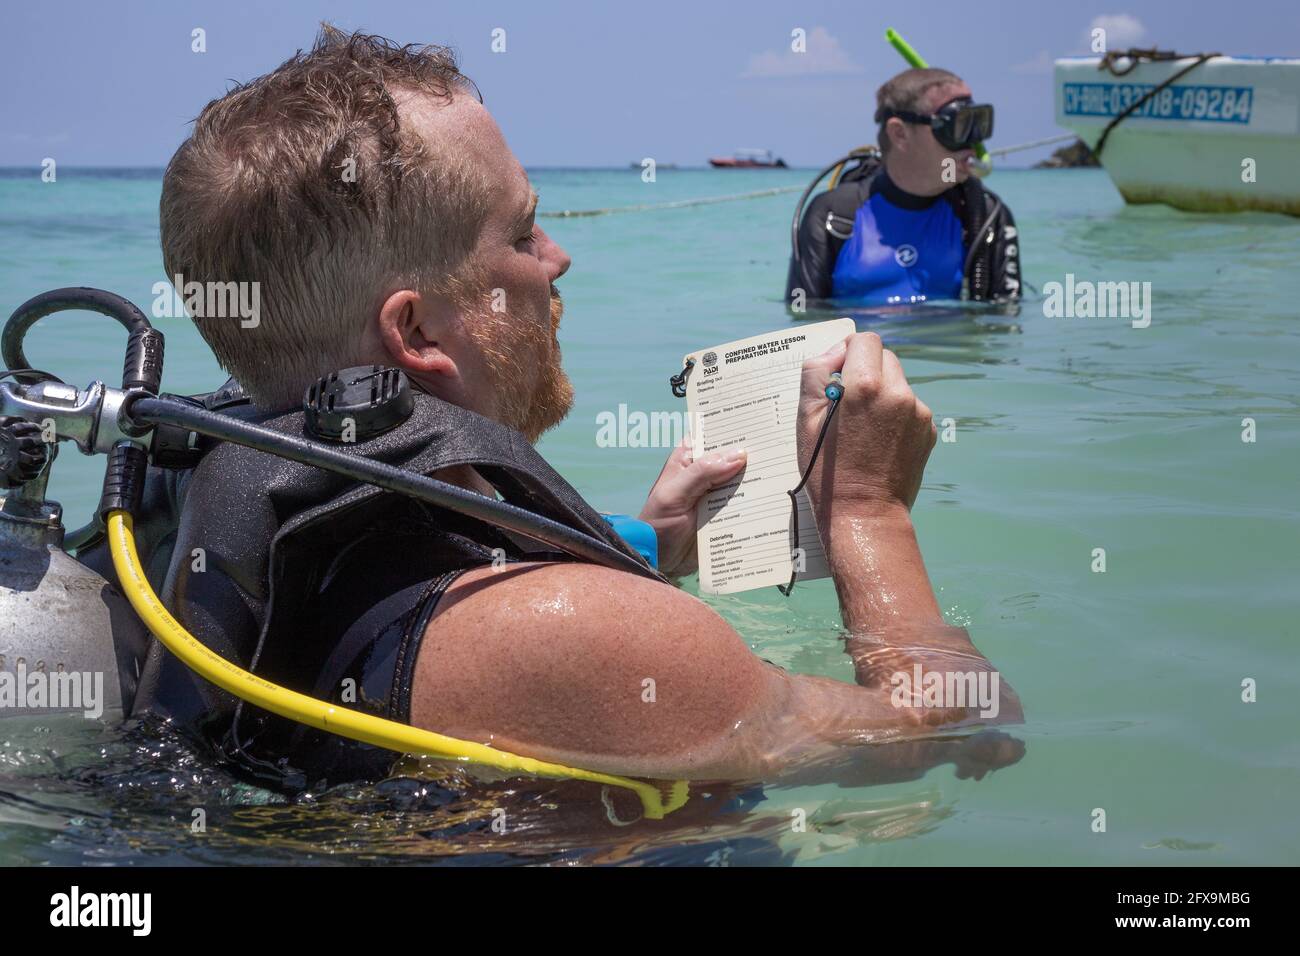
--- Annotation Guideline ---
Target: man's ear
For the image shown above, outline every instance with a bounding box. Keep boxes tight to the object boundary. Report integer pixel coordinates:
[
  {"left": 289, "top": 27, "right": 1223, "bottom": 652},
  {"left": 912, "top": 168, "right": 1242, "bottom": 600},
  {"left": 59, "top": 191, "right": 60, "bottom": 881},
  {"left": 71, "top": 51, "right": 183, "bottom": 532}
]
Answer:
[
  {"left": 886, "top": 117, "right": 909, "bottom": 153},
  {"left": 376, "top": 289, "right": 457, "bottom": 381}
]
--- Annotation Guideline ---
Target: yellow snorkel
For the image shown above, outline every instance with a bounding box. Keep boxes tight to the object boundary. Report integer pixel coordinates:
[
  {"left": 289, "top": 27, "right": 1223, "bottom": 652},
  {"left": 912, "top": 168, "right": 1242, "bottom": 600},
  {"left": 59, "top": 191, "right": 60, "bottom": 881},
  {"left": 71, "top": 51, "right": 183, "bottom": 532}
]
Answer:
[{"left": 885, "top": 28, "right": 993, "bottom": 175}]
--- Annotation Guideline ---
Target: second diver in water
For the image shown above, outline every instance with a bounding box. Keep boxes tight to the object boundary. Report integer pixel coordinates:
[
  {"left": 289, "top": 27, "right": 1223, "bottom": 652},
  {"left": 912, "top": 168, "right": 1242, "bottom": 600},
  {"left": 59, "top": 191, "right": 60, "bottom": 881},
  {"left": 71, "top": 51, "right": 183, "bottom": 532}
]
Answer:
[{"left": 787, "top": 67, "right": 1022, "bottom": 309}]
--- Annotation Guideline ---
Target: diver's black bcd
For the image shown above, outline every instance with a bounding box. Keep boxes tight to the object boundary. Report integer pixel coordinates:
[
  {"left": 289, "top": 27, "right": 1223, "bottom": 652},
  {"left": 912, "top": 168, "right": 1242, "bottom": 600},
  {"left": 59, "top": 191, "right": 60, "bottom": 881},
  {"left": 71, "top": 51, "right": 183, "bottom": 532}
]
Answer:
[{"left": 304, "top": 365, "right": 413, "bottom": 442}]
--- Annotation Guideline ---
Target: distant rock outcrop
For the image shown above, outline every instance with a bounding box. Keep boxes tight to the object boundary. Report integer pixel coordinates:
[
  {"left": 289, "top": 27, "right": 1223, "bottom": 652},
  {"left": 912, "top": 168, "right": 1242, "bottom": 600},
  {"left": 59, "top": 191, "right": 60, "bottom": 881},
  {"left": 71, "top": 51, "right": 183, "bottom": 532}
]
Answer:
[{"left": 1035, "top": 139, "right": 1100, "bottom": 168}]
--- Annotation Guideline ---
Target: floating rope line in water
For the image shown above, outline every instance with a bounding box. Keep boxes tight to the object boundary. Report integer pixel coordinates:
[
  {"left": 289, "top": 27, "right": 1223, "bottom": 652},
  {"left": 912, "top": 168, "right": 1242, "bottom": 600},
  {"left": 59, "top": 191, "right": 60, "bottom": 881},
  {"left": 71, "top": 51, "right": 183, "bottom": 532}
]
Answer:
[
  {"left": 541, "top": 134, "right": 1090, "bottom": 224},
  {"left": 539, "top": 184, "right": 804, "bottom": 219}
]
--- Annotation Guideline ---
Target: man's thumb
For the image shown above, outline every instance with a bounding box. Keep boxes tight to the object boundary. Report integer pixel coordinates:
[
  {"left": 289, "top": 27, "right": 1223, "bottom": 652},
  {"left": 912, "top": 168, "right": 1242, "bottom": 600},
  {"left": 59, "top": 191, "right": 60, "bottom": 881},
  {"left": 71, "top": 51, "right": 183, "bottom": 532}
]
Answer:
[{"left": 687, "top": 447, "right": 747, "bottom": 493}]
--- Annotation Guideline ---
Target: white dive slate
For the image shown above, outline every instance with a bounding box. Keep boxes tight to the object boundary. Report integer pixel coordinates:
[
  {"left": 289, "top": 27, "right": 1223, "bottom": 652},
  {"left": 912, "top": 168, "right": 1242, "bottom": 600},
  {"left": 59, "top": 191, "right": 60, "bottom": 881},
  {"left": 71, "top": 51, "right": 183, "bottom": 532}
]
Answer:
[{"left": 684, "top": 317, "right": 855, "bottom": 595}]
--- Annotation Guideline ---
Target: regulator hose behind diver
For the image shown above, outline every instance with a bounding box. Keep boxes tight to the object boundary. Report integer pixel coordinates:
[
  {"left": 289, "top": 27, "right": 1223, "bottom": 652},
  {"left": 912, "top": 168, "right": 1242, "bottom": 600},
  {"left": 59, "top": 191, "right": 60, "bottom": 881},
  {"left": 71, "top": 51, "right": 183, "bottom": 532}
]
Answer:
[{"left": 1, "top": 286, "right": 156, "bottom": 381}]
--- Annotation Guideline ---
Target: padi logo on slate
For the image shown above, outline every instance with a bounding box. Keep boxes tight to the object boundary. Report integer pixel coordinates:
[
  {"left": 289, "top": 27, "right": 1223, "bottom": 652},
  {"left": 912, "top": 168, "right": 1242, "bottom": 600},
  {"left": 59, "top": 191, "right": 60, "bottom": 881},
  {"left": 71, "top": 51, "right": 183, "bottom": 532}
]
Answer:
[
  {"left": 49, "top": 886, "right": 152, "bottom": 936},
  {"left": 702, "top": 351, "right": 719, "bottom": 376},
  {"left": 894, "top": 244, "right": 919, "bottom": 268}
]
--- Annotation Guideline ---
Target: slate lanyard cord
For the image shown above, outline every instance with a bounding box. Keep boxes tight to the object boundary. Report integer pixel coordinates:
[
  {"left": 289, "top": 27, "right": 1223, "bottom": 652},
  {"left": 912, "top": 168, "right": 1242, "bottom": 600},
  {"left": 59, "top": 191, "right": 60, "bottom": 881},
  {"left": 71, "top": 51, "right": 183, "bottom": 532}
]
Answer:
[
  {"left": 669, "top": 358, "right": 695, "bottom": 398},
  {"left": 778, "top": 373, "right": 843, "bottom": 596}
]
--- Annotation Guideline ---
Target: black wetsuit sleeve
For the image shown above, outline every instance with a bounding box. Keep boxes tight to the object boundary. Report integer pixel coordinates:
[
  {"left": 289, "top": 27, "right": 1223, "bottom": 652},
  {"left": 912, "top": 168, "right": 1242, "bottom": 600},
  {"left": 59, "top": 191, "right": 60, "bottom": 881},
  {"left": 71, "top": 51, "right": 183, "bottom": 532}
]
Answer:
[{"left": 786, "top": 191, "right": 839, "bottom": 305}]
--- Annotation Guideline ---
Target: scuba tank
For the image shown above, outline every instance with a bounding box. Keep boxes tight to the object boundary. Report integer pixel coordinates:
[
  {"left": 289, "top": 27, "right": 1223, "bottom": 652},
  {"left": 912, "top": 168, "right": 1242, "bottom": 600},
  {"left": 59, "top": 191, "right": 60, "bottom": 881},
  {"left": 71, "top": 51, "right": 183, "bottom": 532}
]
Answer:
[
  {"left": 0, "top": 433, "right": 150, "bottom": 717},
  {"left": 1, "top": 289, "right": 159, "bottom": 718}
]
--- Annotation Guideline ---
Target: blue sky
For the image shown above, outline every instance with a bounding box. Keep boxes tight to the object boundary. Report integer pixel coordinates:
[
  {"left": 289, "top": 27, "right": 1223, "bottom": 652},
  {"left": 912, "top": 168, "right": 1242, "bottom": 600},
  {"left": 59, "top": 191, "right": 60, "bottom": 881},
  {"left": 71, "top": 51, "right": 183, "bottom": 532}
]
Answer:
[{"left": 3, "top": 0, "right": 1296, "bottom": 168}]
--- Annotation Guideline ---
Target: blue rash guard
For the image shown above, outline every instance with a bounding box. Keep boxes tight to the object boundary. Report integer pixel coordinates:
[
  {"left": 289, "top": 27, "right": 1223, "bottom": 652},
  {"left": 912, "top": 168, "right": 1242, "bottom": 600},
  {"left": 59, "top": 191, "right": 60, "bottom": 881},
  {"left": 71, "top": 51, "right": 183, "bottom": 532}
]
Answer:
[{"left": 830, "top": 172, "right": 967, "bottom": 305}]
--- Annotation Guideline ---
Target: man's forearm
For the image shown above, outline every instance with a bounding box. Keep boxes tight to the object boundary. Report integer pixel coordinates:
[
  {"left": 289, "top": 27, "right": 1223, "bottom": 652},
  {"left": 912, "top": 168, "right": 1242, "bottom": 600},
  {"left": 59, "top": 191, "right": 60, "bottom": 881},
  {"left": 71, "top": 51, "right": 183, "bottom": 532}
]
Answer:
[
  {"left": 821, "top": 509, "right": 943, "bottom": 633},
  {"left": 820, "top": 507, "right": 1022, "bottom": 723}
]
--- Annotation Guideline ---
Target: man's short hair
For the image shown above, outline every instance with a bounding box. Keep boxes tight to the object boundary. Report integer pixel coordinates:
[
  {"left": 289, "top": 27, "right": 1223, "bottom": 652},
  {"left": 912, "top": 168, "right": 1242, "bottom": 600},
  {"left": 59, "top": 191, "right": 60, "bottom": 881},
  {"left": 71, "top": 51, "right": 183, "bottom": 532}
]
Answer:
[
  {"left": 875, "top": 67, "right": 964, "bottom": 155},
  {"left": 160, "top": 25, "right": 490, "bottom": 409}
]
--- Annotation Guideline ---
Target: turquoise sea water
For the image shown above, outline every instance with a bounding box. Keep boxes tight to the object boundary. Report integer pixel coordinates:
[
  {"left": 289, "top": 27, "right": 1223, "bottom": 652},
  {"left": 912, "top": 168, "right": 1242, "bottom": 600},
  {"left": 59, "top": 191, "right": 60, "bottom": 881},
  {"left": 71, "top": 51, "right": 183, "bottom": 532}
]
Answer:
[{"left": 1, "top": 167, "right": 1297, "bottom": 865}]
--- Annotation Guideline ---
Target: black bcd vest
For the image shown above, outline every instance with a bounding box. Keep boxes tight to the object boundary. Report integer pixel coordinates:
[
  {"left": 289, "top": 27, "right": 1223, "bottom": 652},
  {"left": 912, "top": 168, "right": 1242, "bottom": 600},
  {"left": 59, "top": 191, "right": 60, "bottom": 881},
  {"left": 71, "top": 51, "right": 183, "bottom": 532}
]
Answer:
[{"left": 80, "top": 390, "right": 660, "bottom": 785}]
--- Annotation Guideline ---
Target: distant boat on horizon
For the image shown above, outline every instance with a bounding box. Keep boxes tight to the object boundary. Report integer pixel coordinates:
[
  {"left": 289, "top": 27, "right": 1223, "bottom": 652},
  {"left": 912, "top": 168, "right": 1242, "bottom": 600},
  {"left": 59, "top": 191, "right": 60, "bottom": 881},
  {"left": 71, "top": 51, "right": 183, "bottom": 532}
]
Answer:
[{"left": 708, "top": 148, "right": 788, "bottom": 169}]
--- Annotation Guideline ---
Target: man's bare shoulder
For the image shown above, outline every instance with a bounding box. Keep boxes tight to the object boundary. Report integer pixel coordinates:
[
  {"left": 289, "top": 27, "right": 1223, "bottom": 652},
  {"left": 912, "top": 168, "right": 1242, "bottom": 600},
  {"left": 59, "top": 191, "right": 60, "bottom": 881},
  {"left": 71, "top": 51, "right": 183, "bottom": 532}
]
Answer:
[
  {"left": 408, "top": 562, "right": 781, "bottom": 779},
  {"left": 405, "top": 561, "right": 1021, "bottom": 784}
]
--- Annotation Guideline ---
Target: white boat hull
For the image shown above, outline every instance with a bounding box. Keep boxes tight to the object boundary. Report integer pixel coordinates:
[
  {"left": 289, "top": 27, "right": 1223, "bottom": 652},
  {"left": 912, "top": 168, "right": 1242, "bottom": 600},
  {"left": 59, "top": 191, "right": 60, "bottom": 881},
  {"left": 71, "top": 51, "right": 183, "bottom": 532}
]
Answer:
[{"left": 1054, "top": 55, "right": 1300, "bottom": 216}]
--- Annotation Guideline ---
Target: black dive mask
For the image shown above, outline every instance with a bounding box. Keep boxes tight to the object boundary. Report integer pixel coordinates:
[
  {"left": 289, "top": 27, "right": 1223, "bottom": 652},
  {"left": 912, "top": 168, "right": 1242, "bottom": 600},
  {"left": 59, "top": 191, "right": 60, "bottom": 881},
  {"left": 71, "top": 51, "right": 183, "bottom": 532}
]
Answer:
[{"left": 876, "top": 97, "right": 994, "bottom": 151}]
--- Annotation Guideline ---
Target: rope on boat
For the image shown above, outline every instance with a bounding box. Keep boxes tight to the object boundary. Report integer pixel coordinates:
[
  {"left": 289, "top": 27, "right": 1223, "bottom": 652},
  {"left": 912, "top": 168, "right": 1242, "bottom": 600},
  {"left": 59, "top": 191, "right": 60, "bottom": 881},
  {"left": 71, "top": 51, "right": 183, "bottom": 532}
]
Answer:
[
  {"left": 1092, "top": 49, "right": 1221, "bottom": 159},
  {"left": 539, "top": 184, "right": 803, "bottom": 219}
]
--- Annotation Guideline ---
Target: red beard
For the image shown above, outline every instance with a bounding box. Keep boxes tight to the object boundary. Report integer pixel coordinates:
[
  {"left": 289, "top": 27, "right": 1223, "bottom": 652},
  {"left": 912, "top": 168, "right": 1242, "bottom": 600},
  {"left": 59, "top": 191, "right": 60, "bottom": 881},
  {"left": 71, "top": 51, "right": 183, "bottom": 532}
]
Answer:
[{"left": 465, "top": 288, "right": 574, "bottom": 442}]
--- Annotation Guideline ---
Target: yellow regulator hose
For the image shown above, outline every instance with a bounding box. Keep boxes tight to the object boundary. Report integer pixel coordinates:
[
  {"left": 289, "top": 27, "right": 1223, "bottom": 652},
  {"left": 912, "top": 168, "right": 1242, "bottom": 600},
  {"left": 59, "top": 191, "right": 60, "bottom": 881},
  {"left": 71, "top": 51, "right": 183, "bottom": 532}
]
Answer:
[{"left": 106, "top": 510, "right": 688, "bottom": 819}]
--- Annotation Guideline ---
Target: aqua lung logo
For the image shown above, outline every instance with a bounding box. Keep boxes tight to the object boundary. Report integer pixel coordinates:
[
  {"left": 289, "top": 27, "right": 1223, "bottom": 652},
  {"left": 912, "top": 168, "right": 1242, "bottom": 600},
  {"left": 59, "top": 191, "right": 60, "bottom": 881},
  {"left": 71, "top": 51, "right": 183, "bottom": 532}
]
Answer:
[{"left": 894, "top": 244, "right": 919, "bottom": 268}]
